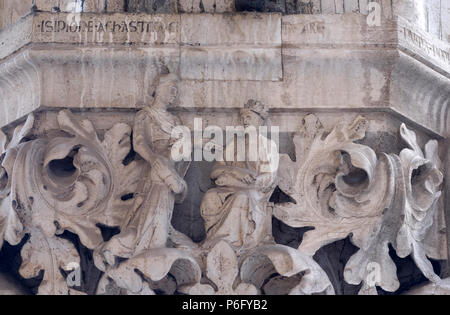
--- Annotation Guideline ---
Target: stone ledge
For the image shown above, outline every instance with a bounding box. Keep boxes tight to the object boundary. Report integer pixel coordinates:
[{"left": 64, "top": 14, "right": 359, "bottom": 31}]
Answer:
[
  {"left": 0, "top": 12, "right": 448, "bottom": 137},
  {"left": 0, "top": 12, "right": 400, "bottom": 56}
]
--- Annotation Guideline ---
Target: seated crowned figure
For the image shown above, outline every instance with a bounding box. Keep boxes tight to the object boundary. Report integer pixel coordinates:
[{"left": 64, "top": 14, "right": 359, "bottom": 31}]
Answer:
[{"left": 200, "top": 100, "right": 279, "bottom": 252}]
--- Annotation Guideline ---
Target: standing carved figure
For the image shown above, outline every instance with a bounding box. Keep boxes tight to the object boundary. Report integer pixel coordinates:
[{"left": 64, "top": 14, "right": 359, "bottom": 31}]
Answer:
[
  {"left": 200, "top": 100, "right": 279, "bottom": 252},
  {"left": 99, "top": 72, "right": 188, "bottom": 266}
]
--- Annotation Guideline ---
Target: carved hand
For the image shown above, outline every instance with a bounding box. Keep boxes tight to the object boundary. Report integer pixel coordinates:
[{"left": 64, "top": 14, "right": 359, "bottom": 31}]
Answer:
[
  {"left": 165, "top": 175, "right": 186, "bottom": 195},
  {"left": 154, "top": 159, "right": 186, "bottom": 194},
  {"left": 216, "top": 174, "right": 248, "bottom": 188},
  {"left": 225, "top": 167, "right": 256, "bottom": 182},
  {"left": 242, "top": 174, "right": 256, "bottom": 185}
]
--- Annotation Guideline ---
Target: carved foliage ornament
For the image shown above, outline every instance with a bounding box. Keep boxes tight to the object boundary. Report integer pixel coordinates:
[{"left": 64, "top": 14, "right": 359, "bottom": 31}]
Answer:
[
  {"left": 0, "top": 110, "right": 144, "bottom": 294},
  {"left": 0, "top": 109, "right": 445, "bottom": 295},
  {"left": 274, "top": 114, "right": 444, "bottom": 294}
]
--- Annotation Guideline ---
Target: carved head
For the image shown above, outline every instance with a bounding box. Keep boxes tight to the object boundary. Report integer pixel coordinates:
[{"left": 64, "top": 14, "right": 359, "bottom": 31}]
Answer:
[
  {"left": 240, "top": 99, "right": 268, "bottom": 128},
  {"left": 154, "top": 73, "right": 179, "bottom": 107}
]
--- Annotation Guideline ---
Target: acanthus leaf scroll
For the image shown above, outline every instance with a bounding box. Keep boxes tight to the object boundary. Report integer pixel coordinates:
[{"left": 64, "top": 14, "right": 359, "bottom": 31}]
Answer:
[
  {"left": 41, "top": 110, "right": 144, "bottom": 249},
  {"left": 0, "top": 114, "right": 34, "bottom": 248},
  {"left": 273, "top": 115, "right": 444, "bottom": 294},
  {"left": 19, "top": 227, "right": 82, "bottom": 295},
  {"left": 0, "top": 109, "right": 145, "bottom": 294}
]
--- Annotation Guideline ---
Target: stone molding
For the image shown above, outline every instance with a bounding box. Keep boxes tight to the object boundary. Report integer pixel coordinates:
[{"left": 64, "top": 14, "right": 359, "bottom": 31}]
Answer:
[{"left": 0, "top": 13, "right": 448, "bottom": 137}]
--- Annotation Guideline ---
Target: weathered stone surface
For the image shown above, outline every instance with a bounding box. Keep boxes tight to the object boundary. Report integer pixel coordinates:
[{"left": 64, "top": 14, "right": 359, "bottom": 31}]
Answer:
[
  {"left": 0, "top": 0, "right": 32, "bottom": 29},
  {"left": 0, "top": 13, "right": 448, "bottom": 135},
  {"left": 393, "top": 0, "right": 450, "bottom": 43},
  {"left": 282, "top": 13, "right": 397, "bottom": 47},
  {"left": 1, "top": 0, "right": 449, "bottom": 45},
  {"left": 442, "top": 1, "right": 450, "bottom": 43},
  {"left": 34, "top": 12, "right": 180, "bottom": 46},
  {"left": 0, "top": 2, "right": 448, "bottom": 296},
  {"left": 180, "top": 13, "right": 282, "bottom": 81},
  {"left": 127, "top": 0, "right": 175, "bottom": 13},
  {"left": 178, "top": 0, "right": 235, "bottom": 13},
  {"left": 398, "top": 16, "right": 450, "bottom": 76}
]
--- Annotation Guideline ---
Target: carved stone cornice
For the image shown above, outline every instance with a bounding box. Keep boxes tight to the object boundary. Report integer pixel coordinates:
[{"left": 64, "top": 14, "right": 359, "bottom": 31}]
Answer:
[{"left": 0, "top": 13, "right": 448, "bottom": 137}]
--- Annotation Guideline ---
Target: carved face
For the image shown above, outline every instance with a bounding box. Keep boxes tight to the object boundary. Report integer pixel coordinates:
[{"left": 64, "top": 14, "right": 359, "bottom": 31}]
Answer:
[
  {"left": 156, "top": 81, "right": 178, "bottom": 106},
  {"left": 241, "top": 110, "right": 264, "bottom": 128}
]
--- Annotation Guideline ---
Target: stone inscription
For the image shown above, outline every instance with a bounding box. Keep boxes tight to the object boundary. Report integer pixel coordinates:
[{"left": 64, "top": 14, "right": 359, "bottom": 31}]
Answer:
[
  {"left": 282, "top": 21, "right": 326, "bottom": 36},
  {"left": 37, "top": 20, "right": 175, "bottom": 34},
  {"left": 34, "top": 14, "right": 179, "bottom": 44},
  {"left": 300, "top": 22, "right": 325, "bottom": 34},
  {"left": 401, "top": 26, "right": 450, "bottom": 66}
]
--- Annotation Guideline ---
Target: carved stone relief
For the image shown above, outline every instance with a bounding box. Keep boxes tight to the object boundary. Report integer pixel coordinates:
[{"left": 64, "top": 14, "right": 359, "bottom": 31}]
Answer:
[
  {"left": 273, "top": 114, "right": 445, "bottom": 294},
  {"left": 0, "top": 71, "right": 446, "bottom": 295}
]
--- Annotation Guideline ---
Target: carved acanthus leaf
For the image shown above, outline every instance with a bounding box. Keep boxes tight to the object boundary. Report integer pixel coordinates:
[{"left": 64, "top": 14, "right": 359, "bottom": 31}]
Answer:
[
  {"left": 34, "top": 110, "right": 144, "bottom": 249},
  {"left": 19, "top": 228, "right": 82, "bottom": 295},
  {"left": 0, "top": 193, "right": 22, "bottom": 248},
  {"left": 274, "top": 115, "right": 392, "bottom": 256},
  {"left": 181, "top": 241, "right": 258, "bottom": 295},
  {"left": 0, "top": 114, "right": 35, "bottom": 248},
  {"left": 395, "top": 124, "right": 443, "bottom": 282},
  {"left": 342, "top": 153, "right": 403, "bottom": 293},
  {"left": 275, "top": 116, "right": 444, "bottom": 294},
  {"left": 105, "top": 248, "right": 202, "bottom": 295},
  {"left": 0, "top": 110, "right": 147, "bottom": 294},
  {"left": 240, "top": 244, "right": 334, "bottom": 295},
  {"left": 344, "top": 125, "right": 444, "bottom": 293}
]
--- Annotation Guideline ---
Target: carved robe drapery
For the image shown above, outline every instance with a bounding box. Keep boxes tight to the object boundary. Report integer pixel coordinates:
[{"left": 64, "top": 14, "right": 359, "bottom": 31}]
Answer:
[{"left": 201, "top": 134, "right": 278, "bottom": 251}]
